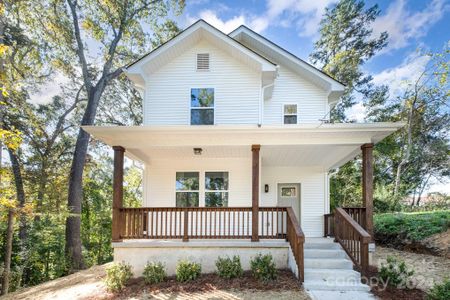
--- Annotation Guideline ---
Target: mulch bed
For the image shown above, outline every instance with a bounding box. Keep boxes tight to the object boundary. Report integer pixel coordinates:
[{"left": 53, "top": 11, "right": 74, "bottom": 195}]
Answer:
[
  {"left": 366, "top": 265, "right": 428, "bottom": 300},
  {"left": 100, "top": 269, "right": 301, "bottom": 299}
]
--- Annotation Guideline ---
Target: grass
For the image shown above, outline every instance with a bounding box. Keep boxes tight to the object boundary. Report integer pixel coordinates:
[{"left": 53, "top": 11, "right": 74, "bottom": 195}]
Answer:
[{"left": 374, "top": 210, "right": 450, "bottom": 241}]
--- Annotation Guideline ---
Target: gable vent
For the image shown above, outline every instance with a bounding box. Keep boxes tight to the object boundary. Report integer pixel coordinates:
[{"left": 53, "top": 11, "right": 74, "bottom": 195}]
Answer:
[{"left": 196, "top": 53, "right": 210, "bottom": 71}]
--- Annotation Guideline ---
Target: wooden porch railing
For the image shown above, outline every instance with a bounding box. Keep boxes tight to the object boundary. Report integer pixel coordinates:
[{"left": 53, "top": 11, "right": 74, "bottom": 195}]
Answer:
[
  {"left": 324, "top": 207, "right": 366, "bottom": 237},
  {"left": 286, "top": 207, "right": 305, "bottom": 282},
  {"left": 334, "top": 207, "right": 371, "bottom": 275},
  {"left": 118, "top": 206, "right": 304, "bottom": 282}
]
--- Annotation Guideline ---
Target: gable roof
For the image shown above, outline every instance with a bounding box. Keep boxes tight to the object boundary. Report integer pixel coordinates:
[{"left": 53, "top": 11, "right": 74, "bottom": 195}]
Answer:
[
  {"left": 229, "top": 25, "right": 345, "bottom": 103},
  {"left": 125, "top": 20, "right": 278, "bottom": 89}
]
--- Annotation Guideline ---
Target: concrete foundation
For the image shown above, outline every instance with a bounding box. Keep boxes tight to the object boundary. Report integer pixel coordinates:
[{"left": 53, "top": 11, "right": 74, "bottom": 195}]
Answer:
[{"left": 113, "top": 239, "right": 291, "bottom": 276}]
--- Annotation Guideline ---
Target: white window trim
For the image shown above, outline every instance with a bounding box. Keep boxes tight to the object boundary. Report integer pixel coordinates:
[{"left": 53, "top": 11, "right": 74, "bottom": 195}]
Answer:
[
  {"left": 189, "top": 88, "right": 216, "bottom": 125},
  {"left": 282, "top": 103, "right": 298, "bottom": 125}
]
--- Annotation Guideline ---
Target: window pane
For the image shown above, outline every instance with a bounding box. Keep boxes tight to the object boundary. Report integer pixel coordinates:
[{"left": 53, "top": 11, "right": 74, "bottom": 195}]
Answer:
[
  {"left": 176, "top": 192, "right": 199, "bottom": 207},
  {"left": 191, "top": 109, "right": 214, "bottom": 125},
  {"left": 281, "top": 187, "right": 296, "bottom": 197},
  {"left": 205, "top": 192, "right": 228, "bottom": 207},
  {"left": 284, "top": 104, "right": 297, "bottom": 115},
  {"left": 284, "top": 115, "right": 297, "bottom": 124},
  {"left": 205, "top": 172, "right": 229, "bottom": 190},
  {"left": 176, "top": 172, "right": 199, "bottom": 190},
  {"left": 191, "top": 88, "right": 214, "bottom": 108}
]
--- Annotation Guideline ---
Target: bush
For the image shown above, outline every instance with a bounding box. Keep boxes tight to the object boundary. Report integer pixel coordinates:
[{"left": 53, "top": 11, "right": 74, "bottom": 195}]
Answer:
[
  {"left": 374, "top": 211, "right": 450, "bottom": 241},
  {"left": 215, "top": 256, "right": 243, "bottom": 279},
  {"left": 105, "top": 262, "right": 133, "bottom": 292},
  {"left": 176, "top": 260, "right": 201, "bottom": 282},
  {"left": 143, "top": 262, "right": 166, "bottom": 284},
  {"left": 379, "top": 256, "right": 414, "bottom": 288},
  {"left": 427, "top": 278, "right": 450, "bottom": 300},
  {"left": 250, "top": 253, "right": 277, "bottom": 282}
]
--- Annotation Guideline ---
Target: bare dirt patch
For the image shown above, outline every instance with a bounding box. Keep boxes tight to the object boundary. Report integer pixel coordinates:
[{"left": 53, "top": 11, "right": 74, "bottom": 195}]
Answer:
[{"left": 372, "top": 246, "right": 450, "bottom": 291}]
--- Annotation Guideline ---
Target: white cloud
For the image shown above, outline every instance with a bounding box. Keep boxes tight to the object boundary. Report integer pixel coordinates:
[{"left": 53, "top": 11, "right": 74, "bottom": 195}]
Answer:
[
  {"left": 346, "top": 102, "right": 366, "bottom": 123},
  {"left": 372, "top": 51, "right": 430, "bottom": 96},
  {"left": 28, "top": 72, "right": 70, "bottom": 104},
  {"left": 372, "top": 0, "right": 448, "bottom": 52}
]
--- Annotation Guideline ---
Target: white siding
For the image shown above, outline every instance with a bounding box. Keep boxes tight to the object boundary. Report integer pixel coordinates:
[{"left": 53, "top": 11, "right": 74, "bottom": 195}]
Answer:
[
  {"left": 144, "top": 40, "right": 261, "bottom": 125},
  {"left": 144, "top": 157, "right": 252, "bottom": 207},
  {"left": 260, "top": 166, "right": 326, "bottom": 237},
  {"left": 264, "top": 66, "right": 328, "bottom": 124}
]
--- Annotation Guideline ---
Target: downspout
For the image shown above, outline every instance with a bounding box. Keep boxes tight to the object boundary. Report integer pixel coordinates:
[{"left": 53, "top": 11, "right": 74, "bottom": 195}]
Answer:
[{"left": 259, "top": 82, "right": 274, "bottom": 127}]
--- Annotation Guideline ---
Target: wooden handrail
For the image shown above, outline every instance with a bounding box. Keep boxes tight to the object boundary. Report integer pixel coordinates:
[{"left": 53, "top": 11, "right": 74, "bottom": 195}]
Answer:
[
  {"left": 334, "top": 207, "right": 370, "bottom": 275},
  {"left": 286, "top": 207, "right": 305, "bottom": 282}
]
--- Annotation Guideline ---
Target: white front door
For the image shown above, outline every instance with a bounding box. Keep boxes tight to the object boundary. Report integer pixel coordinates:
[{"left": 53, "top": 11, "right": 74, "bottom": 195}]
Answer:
[{"left": 277, "top": 183, "right": 301, "bottom": 222}]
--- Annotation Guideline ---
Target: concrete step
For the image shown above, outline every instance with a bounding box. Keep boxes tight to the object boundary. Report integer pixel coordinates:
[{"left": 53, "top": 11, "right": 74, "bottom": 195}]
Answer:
[
  {"left": 304, "top": 280, "right": 371, "bottom": 292},
  {"left": 308, "top": 290, "right": 375, "bottom": 300},
  {"left": 304, "top": 268, "right": 361, "bottom": 281},
  {"left": 304, "top": 242, "right": 341, "bottom": 250},
  {"left": 304, "top": 249, "right": 348, "bottom": 259},
  {"left": 305, "top": 258, "right": 353, "bottom": 269}
]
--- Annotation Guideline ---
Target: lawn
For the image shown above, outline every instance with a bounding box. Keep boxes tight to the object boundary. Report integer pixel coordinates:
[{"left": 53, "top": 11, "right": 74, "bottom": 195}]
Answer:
[{"left": 374, "top": 210, "right": 450, "bottom": 241}]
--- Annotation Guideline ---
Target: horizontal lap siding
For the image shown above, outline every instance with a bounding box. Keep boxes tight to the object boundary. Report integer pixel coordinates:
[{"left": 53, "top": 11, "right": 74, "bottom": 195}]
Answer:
[
  {"left": 145, "top": 40, "right": 261, "bottom": 125},
  {"left": 264, "top": 67, "right": 328, "bottom": 124},
  {"left": 260, "top": 167, "right": 326, "bottom": 237}
]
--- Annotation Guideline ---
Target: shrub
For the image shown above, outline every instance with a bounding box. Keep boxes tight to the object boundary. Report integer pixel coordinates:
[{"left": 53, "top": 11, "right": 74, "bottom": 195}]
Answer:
[
  {"left": 143, "top": 262, "right": 166, "bottom": 284},
  {"left": 427, "top": 278, "right": 450, "bottom": 300},
  {"left": 105, "top": 262, "right": 133, "bottom": 292},
  {"left": 176, "top": 260, "right": 201, "bottom": 282},
  {"left": 379, "top": 256, "right": 414, "bottom": 288},
  {"left": 250, "top": 253, "right": 277, "bottom": 282},
  {"left": 215, "top": 256, "right": 243, "bottom": 279}
]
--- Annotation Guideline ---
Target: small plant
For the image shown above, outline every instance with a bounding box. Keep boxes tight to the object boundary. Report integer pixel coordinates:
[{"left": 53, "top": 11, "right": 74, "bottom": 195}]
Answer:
[
  {"left": 105, "top": 262, "right": 133, "bottom": 292},
  {"left": 379, "top": 256, "right": 414, "bottom": 288},
  {"left": 176, "top": 260, "right": 201, "bottom": 282},
  {"left": 143, "top": 261, "right": 166, "bottom": 284},
  {"left": 215, "top": 256, "right": 243, "bottom": 279},
  {"left": 427, "top": 278, "right": 450, "bottom": 300},
  {"left": 250, "top": 253, "right": 277, "bottom": 282}
]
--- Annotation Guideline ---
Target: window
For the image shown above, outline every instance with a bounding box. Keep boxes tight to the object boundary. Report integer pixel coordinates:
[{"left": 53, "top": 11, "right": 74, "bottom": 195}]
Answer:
[
  {"left": 196, "top": 53, "right": 210, "bottom": 71},
  {"left": 176, "top": 172, "right": 199, "bottom": 207},
  {"left": 281, "top": 187, "right": 296, "bottom": 197},
  {"left": 205, "top": 172, "right": 229, "bottom": 207},
  {"left": 283, "top": 104, "right": 298, "bottom": 124},
  {"left": 191, "top": 88, "right": 214, "bottom": 125}
]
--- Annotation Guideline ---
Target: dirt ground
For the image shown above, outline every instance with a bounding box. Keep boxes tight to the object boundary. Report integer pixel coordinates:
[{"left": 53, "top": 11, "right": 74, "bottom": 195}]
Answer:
[
  {"left": 1, "top": 265, "right": 310, "bottom": 300},
  {"left": 372, "top": 245, "right": 450, "bottom": 291}
]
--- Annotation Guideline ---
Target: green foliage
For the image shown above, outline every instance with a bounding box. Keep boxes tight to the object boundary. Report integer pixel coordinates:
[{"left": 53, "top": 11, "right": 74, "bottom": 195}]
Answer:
[
  {"left": 427, "top": 278, "right": 450, "bottom": 300},
  {"left": 175, "top": 260, "right": 201, "bottom": 282},
  {"left": 379, "top": 256, "right": 414, "bottom": 288},
  {"left": 143, "top": 262, "right": 166, "bottom": 284},
  {"left": 374, "top": 211, "right": 450, "bottom": 241},
  {"left": 215, "top": 256, "right": 243, "bottom": 279},
  {"left": 0, "top": 265, "right": 23, "bottom": 293},
  {"left": 104, "top": 262, "right": 133, "bottom": 292},
  {"left": 250, "top": 254, "right": 277, "bottom": 283}
]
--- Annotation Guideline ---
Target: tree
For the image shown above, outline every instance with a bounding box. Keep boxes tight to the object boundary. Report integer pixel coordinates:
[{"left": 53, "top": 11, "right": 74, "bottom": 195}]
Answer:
[
  {"left": 310, "top": 0, "right": 388, "bottom": 122},
  {"left": 23, "top": 0, "right": 184, "bottom": 270}
]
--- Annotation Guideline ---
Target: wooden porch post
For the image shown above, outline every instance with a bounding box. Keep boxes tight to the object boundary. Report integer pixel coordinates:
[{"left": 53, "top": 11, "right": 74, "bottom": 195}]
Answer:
[
  {"left": 112, "top": 146, "right": 125, "bottom": 242},
  {"left": 251, "top": 145, "right": 260, "bottom": 242},
  {"left": 361, "top": 143, "right": 374, "bottom": 239}
]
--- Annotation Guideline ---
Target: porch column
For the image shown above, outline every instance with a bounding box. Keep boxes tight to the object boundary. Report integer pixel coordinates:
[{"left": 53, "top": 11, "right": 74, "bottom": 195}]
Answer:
[
  {"left": 251, "top": 144, "right": 260, "bottom": 242},
  {"left": 112, "top": 146, "right": 125, "bottom": 242},
  {"left": 361, "top": 143, "right": 374, "bottom": 239}
]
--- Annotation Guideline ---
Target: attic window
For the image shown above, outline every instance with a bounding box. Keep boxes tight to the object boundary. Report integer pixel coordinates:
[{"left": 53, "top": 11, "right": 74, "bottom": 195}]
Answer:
[{"left": 196, "top": 53, "right": 210, "bottom": 71}]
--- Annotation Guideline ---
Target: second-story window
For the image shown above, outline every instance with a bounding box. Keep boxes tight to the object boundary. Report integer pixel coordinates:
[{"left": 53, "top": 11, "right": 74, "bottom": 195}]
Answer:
[
  {"left": 283, "top": 104, "right": 298, "bottom": 124},
  {"left": 191, "top": 88, "right": 214, "bottom": 125}
]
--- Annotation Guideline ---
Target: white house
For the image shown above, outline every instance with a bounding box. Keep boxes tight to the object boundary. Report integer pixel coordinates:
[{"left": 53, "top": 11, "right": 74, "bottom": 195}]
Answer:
[{"left": 84, "top": 20, "right": 402, "bottom": 293}]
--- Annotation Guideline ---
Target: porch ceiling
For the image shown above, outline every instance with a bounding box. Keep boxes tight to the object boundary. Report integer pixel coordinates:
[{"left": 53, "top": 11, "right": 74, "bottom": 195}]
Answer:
[{"left": 83, "top": 123, "right": 403, "bottom": 170}]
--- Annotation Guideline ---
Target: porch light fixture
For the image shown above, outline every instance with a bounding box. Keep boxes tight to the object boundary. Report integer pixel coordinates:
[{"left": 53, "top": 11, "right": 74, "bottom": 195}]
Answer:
[
  {"left": 265, "top": 184, "right": 269, "bottom": 193},
  {"left": 193, "top": 147, "right": 203, "bottom": 155}
]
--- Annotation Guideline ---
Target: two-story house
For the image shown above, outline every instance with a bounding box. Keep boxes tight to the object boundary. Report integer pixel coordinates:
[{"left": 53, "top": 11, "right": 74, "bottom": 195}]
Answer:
[{"left": 84, "top": 20, "right": 402, "bottom": 293}]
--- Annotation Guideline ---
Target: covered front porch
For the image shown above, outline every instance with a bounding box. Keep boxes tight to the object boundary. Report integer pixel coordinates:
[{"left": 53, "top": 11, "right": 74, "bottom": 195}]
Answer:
[{"left": 84, "top": 123, "right": 402, "bottom": 279}]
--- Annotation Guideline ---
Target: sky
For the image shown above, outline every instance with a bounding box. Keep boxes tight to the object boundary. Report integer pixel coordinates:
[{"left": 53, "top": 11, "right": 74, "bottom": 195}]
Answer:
[{"left": 174, "top": 0, "right": 450, "bottom": 193}]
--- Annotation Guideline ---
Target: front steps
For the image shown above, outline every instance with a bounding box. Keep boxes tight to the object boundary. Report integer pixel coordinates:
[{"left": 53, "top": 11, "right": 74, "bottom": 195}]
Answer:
[{"left": 303, "top": 238, "right": 374, "bottom": 300}]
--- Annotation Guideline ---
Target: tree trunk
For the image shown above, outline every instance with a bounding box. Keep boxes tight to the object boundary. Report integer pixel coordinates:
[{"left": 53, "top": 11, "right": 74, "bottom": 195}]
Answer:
[
  {"left": 7, "top": 149, "right": 27, "bottom": 242},
  {"left": 65, "top": 85, "right": 105, "bottom": 271},
  {"left": 1, "top": 209, "right": 14, "bottom": 296}
]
